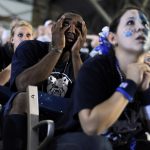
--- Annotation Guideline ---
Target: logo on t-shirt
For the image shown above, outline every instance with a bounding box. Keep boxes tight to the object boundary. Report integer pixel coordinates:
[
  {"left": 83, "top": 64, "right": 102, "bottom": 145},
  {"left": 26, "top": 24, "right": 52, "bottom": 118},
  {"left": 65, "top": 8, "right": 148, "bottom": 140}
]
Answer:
[{"left": 47, "top": 72, "right": 72, "bottom": 97}]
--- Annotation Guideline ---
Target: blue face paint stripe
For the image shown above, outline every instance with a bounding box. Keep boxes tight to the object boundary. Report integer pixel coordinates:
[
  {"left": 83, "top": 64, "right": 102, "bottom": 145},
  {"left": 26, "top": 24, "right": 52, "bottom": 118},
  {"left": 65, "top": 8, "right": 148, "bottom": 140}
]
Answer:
[{"left": 124, "top": 31, "right": 133, "bottom": 37}]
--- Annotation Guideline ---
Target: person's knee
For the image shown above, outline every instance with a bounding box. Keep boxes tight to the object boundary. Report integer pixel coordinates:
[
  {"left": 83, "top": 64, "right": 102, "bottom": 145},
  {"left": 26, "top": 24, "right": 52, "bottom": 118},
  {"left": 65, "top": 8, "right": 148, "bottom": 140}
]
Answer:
[{"left": 9, "top": 92, "right": 27, "bottom": 114}]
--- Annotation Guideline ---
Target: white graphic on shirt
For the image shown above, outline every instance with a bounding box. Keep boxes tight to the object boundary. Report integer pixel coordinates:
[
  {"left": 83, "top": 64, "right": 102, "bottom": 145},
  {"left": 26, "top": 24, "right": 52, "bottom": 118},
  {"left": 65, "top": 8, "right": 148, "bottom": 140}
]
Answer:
[{"left": 47, "top": 72, "right": 72, "bottom": 97}]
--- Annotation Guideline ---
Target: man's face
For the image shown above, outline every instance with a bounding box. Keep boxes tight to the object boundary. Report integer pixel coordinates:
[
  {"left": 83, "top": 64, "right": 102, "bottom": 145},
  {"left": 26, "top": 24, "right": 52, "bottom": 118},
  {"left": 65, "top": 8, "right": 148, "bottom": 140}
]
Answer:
[
  {"left": 115, "top": 9, "right": 150, "bottom": 53},
  {"left": 61, "top": 13, "right": 84, "bottom": 44}
]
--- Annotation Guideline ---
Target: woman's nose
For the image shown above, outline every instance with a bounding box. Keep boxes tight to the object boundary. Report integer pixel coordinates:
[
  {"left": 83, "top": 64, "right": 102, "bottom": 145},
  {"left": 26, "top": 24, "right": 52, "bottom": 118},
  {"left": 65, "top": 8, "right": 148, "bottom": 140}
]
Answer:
[{"left": 136, "top": 22, "right": 145, "bottom": 32}]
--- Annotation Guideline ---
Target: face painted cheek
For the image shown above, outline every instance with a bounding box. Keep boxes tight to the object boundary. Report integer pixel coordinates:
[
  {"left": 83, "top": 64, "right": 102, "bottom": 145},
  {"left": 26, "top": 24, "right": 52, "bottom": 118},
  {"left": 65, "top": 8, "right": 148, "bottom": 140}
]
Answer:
[
  {"left": 123, "top": 30, "right": 133, "bottom": 37},
  {"left": 123, "top": 27, "right": 135, "bottom": 37}
]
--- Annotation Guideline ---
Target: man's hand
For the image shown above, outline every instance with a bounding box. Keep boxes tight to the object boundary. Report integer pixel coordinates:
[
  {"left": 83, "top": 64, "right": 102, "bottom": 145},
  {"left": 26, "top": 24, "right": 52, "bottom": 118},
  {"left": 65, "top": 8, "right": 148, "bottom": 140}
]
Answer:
[
  {"left": 71, "top": 21, "right": 87, "bottom": 55},
  {"left": 51, "top": 16, "right": 69, "bottom": 50}
]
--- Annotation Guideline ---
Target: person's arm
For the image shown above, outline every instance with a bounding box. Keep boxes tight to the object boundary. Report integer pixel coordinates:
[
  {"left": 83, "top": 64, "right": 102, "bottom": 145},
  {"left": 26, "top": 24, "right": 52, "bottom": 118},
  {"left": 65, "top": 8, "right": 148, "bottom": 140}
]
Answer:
[
  {"left": 16, "top": 49, "right": 63, "bottom": 91},
  {"left": 79, "top": 92, "right": 129, "bottom": 135},
  {"left": 139, "top": 72, "right": 150, "bottom": 132},
  {"left": 0, "top": 64, "right": 11, "bottom": 85},
  {"left": 77, "top": 62, "right": 150, "bottom": 135},
  {"left": 16, "top": 16, "right": 70, "bottom": 92},
  {"left": 71, "top": 21, "right": 87, "bottom": 78}
]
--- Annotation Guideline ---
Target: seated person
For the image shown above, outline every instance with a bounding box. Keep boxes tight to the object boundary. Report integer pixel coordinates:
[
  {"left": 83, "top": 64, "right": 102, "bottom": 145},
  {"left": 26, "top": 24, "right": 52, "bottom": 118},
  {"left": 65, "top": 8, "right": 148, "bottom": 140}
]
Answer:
[
  {"left": 0, "top": 20, "right": 34, "bottom": 104},
  {"left": 73, "top": 6, "right": 150, "bottom": 150},
  {"left": 0, "top": 20, "right": 34, "bottom": 86},
  {"left": 2, "top": 12, "right": 112, "bottom": 150}
]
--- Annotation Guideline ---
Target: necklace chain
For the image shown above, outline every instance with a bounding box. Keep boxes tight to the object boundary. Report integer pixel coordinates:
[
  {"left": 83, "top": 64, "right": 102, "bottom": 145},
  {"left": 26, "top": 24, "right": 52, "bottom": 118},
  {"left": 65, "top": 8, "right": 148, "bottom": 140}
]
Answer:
[
  {"left": 54, "top": 60, "right": 69, "bottom": 73},
  {"left": 116, "top": 60, "right": 126, "bottom": 82}
]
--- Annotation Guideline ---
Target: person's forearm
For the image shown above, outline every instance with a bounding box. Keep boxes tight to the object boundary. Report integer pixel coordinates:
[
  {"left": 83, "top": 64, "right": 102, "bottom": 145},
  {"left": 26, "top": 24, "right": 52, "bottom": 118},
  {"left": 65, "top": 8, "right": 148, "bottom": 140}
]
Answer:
[
  {"left": 72, "top": 52, "right": 83, "bottom": 79},
  {"left": 16, "top": 50, "right": 62, "bottom": 91},
  {"left": 0, "top": 64, "right": 11, "bottom": 85},
  {"left": 79, "top": 92, "right": 128, "bottom": 135}
]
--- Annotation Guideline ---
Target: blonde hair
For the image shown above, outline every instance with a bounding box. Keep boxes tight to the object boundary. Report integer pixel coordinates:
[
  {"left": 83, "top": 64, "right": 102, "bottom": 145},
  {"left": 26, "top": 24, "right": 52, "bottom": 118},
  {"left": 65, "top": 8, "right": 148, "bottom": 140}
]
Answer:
[{"left": 10, "top": 20, "right": 33, "bottom": 38}]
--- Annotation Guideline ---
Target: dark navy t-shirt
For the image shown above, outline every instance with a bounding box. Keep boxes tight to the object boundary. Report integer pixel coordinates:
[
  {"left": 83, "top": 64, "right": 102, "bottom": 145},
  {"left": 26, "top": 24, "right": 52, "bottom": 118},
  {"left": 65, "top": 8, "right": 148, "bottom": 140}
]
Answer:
[
  {"left": 73, "top": 50, "right": 120, "bottom": 117},
  {"left": 10, "top": 40, "right": 89, "bottom": 98},
  {"left": 72, "top": 50, "right": 147, "bottom": 144},
  {"left": 0, "top": 43, "right": 13, "bottom": 71},
  {"left": 56, "top": 50, "right": 120, "bottom": 133},
  {"left": 10, "top": 40, "right": 49, "bottom": 91}
]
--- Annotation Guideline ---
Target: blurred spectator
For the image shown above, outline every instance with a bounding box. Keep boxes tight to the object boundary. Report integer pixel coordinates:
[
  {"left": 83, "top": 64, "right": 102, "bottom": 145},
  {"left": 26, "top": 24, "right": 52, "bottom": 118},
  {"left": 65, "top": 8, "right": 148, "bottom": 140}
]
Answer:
[
  {"left": 80, "top": 34, "right": 99, "bottom": 54},
  {"left": 0, "top": 26, "right": 10, "bottom": 46},
  {"left": 36, "top": 19, "right": 55, "bottom": 42},
  {"left": 36, "top": 25, "right": 51, "bottom": 42},
  {"left": 0, "top": 20, "right": 34, "bottom": 104},
  {"left": 44, "top": 19, "right": 55, "bottom": 41}
]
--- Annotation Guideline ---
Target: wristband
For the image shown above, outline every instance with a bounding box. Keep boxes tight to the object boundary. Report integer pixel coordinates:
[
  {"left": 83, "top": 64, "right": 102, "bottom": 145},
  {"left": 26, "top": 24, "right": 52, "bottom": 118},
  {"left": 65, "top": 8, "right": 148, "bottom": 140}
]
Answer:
[
  {"left": 49, "top": 43, "right": 63, "bottom": 54},
  {"left": 116, "top": 79, "right": 137, "bottom": 103}
]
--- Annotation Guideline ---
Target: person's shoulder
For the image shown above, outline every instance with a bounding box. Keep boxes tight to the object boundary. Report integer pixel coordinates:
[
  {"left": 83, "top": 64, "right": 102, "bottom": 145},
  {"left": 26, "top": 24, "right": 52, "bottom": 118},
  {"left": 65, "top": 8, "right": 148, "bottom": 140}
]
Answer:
[
  {"left": 15, "top": 40, "right": 50, "bottom": 55},
  {"left": 81, "top": 52, "right": 115, "bottom": 74},
  {"left": 83, "top": 54, "right": 108, "bottom": 67},
  {"left": 18, "top": 40, "right": 49, "bottom": 49}
]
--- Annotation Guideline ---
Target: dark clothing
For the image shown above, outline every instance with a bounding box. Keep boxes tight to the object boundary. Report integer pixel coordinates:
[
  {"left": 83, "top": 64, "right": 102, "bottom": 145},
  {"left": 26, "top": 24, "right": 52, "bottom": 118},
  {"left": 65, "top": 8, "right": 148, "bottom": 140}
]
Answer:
[
  {"left": 7, "top": 39, "right": 89, "bottom": 118},
  {"left": 49, "top": 132, "right": 112, "bottom": 150},
  {"left": 10, "top": 40, "right": 88, "bottom": 95},
  {"left": 10, "top": 40, "right": 51, "bottom": 92},
  {"left": 73, "top": 50, "right": 150, "bottom": 149},
  {"left": 0, "top": 85, "right": 12, "bottom": 105},
  {"left": 0, "top": 43, "right": 13, "bottom": 71},
  {"left": 73, "top": 50, "right": 119, "bottom": 115},
  {"left": 3, "top": 114, "right": 27, "bottom": 150},
  {"left": 3, "top": 40, "right": 113, "bottom": 150},
  {"left": 0, "top": 43, "right": 13, "bottom": 88}
]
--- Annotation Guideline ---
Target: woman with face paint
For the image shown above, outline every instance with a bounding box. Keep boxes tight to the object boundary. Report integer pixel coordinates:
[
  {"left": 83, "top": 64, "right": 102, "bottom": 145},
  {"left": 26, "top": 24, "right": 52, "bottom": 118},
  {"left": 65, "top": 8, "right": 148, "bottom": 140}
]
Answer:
[{"left": 73, "top": 5, "right": 150, "bottom": 150}]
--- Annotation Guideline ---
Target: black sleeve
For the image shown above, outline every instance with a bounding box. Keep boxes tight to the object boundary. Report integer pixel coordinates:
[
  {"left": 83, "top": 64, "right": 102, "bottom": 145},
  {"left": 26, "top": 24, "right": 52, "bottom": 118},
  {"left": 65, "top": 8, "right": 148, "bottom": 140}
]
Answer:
[
  {"left": 72, "top": 56, "right": 108, "bottom": 118},
  {"left": 0, "top": 47, "right": 3, "bottom": 71},
  {"left": 139, "top": 88, "right": 150, "bottom": 106}
]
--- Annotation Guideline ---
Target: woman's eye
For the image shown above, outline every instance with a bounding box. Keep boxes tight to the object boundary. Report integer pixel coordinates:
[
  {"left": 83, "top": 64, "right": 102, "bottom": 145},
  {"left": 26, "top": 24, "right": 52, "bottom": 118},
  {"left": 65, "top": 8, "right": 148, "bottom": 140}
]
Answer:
[
  {"left": 27, "top": 34, "right": 31, "bottom": 38},
  {"left": 127, "top": 20, "right": 135, "bottom": 25},
  {"left": 17, "top": 33, "right": 23, "bottom": 37}
]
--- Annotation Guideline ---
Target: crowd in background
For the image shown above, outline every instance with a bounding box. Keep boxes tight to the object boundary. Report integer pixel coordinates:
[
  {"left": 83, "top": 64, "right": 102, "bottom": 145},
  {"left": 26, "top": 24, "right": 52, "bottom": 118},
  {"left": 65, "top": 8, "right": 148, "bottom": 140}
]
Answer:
[{"left": 0, "top": 18, "right": 99, "bottom": 60}]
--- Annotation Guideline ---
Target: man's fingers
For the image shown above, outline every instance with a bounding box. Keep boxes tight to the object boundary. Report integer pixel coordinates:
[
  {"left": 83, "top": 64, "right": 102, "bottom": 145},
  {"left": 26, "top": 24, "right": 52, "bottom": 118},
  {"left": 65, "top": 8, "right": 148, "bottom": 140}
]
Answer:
[
  {"left": 76, "top": 28, "right": 81, "bottom": 38},
  {"left": 81, "top": 21, "right": 87, "bottom": 37},
  {"left": 55, "top": 15, "right": 65, "bottom": 29},
  {"left": 62, "top": 25, "right": 70, "bottom": 33}
]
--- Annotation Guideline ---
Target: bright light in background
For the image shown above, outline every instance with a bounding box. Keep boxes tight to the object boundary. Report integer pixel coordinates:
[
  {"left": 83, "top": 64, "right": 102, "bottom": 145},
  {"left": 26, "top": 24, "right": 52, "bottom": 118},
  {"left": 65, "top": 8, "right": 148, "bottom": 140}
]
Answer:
[{"left": 0, "top": 0, "right": 33, "bottom": 21}]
